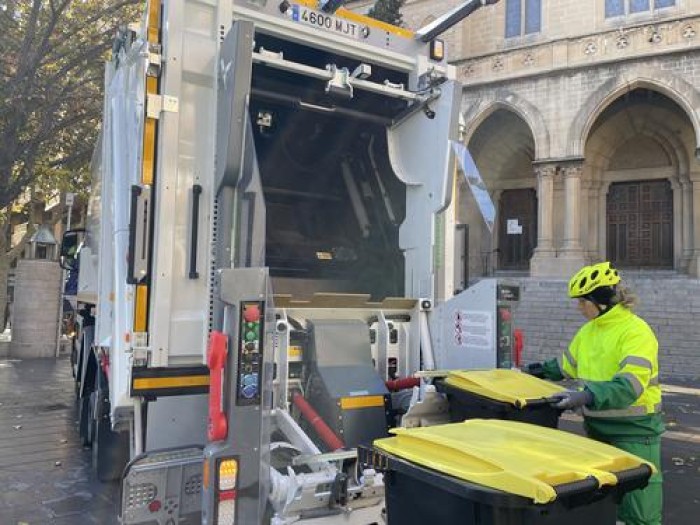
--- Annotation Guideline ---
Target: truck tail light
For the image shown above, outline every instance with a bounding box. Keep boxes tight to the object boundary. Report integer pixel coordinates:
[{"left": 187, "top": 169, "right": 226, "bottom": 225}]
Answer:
[
  {"left": 216, "top": 458, "right": 239, "bottom": 523},
  {"left": 218, "top": 458, "right": 238, "bottom": 490},
  {"left": 216, "top": 493, "right": 236, "bottom": 523}
]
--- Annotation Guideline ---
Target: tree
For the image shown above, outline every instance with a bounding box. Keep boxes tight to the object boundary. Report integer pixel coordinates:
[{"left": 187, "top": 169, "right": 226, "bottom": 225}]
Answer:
[
  {"left": 367, "top": 0, "right": 405, "bottom": 27},
  {"left": 0, "top": 0, "right": 139, "bottom": 327},
  {"left": 0, "top": 0, "right": 140, "bottom": 211}
]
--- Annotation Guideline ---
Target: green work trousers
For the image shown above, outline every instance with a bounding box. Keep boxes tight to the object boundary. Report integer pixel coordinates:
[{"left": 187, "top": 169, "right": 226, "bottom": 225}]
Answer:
[{"left": 609, "top": 437, "right": 663, "bottom": 525}]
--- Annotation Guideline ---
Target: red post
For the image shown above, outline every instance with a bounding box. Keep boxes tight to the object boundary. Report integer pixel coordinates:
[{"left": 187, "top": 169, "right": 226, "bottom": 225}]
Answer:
[
  {"left": 292, "top": 393, "right": 345, "bottom": 451},
  {"left": 514, "top": 329, "right": 524, "bottom": 367}
]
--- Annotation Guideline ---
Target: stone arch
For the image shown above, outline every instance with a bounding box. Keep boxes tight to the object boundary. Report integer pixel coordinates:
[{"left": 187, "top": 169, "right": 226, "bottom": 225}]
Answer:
[
  {"left": 462, "top": 90, "right": 551, "bottom": 159},
  {"left": 595, "top": 126, "right": 689, "bottom": 178},
  {"left": 568, "top": 66, "right": 700, "bottom": 158}
]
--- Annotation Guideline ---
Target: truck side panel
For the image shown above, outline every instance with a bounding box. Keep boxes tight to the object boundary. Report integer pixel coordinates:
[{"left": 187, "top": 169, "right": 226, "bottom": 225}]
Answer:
[{"left": 148, "top": 0, "right": 219, "bottom": 367}]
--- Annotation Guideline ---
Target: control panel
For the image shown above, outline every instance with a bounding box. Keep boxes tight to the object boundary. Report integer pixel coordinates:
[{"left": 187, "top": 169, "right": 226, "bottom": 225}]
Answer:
[
  {"left": 236, "top": 301, "right": 265, "bottom": 405},
  {"left": 496, "top": 284, "right": 520, "bottom": 369}
]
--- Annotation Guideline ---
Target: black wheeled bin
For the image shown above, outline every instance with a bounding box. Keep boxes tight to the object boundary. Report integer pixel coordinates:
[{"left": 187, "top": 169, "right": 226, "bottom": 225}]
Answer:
[
  {"left": 436, "top": 369, "right": 565, "bottom": 427},
  {"left": 366, "top": 419, "right": 654, "bottom": 525}
]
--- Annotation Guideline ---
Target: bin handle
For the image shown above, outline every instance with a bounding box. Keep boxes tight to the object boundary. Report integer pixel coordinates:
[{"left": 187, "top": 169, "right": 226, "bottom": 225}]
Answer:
[
  {"left": 514, "top": 397, "right": 560, "bottom": 409},
  {"left": 615, "top": 464, "right": 653, "bottom": 487},
  {"left": 552, "top": 476, "right": 599, "bottom": 498}
]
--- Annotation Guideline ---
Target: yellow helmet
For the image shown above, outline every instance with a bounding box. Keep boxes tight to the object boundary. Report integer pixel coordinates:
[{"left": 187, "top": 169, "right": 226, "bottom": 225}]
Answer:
[{"left": 568, "top": 262, "right": 621, "bottom": 299}]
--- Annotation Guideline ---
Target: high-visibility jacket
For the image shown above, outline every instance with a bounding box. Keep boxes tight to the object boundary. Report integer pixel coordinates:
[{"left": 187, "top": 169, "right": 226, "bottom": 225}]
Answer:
[{"left": 560, "top": 304, "right": 662, "bottom": 420}]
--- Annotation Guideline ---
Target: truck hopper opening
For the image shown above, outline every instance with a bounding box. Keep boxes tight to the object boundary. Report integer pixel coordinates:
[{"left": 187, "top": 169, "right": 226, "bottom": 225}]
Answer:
[{"left": 249, "top": 34, "right": 409, "bottom": 300}]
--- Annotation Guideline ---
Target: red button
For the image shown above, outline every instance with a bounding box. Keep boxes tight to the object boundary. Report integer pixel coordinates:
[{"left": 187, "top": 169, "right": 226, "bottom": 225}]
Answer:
[
  {"left": 243, "top": 304, "right": 261, "bottom": 323},
  {"left": 148, "top": 500, "right": 162, "bottom": 513}
]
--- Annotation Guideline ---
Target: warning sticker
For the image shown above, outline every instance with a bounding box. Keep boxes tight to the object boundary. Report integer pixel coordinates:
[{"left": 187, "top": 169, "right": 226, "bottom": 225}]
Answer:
[{"left": 454, "top": 310, "right": 493, "bottom": 349}]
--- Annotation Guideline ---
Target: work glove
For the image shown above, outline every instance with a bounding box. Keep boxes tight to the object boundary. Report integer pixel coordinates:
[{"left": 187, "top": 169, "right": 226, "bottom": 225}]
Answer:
[
  {"left": 550, "top": 389, "right": 594, "bottom": 410},
  {"left": 520, "top": 362, "right": 545, "bottom": 378}
]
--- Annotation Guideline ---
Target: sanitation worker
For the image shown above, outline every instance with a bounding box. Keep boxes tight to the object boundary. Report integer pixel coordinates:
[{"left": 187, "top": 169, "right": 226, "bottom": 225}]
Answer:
[{"left": 522, "top": 261, "right": 663, "bottom": 525}]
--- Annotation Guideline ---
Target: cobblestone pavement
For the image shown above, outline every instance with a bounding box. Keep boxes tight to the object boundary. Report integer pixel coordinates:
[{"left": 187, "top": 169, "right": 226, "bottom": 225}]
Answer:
[{"left": 1, "top": 355, "right": 698, "bottom": 524}]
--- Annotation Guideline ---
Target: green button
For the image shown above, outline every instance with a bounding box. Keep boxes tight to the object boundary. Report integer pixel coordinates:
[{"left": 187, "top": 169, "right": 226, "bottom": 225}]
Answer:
[{"left": 245, "top": 331, "right": 257, "bottom": 342}]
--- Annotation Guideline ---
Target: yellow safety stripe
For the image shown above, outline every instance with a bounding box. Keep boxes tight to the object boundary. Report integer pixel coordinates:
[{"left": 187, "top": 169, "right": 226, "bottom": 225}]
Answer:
[
  {"left": 142, "top": 77, "right": 158, "bottom": 186},
  {"left": 134, "top": 1, "right": 161, "bottom": 335},
  {"left": 134, "top": 284, "right": 149, "bottom": 332},
  {"left": 340, "top": 395, "right": 385, "bottom": 410},
  {"left": 147, "top": 0, "right": 160, "bottom": 44},
  {"left": 133, "top": 375, "right": 210, "bottom": 390},
  {"left": 293, "top": 0, "right": 414, "bottom": 39}
]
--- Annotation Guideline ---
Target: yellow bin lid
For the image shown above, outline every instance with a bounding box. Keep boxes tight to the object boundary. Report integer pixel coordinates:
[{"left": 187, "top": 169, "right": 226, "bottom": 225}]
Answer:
[
  {"left": 444, "top": 369, "right": 564, "bottom": 407},
  {"left": 374, "top": 419, "right": 655, "bottom": 504}
]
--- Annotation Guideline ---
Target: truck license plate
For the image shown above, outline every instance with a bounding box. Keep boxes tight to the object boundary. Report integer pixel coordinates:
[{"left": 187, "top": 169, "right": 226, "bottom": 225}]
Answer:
[{"left": 290, "top": 5, "right": 369, "bottom": 40}]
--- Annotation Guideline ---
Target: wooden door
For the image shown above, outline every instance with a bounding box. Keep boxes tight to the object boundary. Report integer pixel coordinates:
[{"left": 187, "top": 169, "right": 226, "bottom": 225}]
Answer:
[
  {"left": 607, "top": 180, "right": 673, "bottom": 268},
  {"left": 498, "top": 189, "right": 537, "bottom": 270}
]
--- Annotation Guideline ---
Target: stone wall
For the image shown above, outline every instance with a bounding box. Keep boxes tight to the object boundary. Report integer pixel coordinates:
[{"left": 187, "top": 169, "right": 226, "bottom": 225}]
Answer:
[
  {"left": 513, "top": 275, "right": 700, "bottom": 380},
  {"left": 10, "top": 260, "right": 61, "bottom": 358}
]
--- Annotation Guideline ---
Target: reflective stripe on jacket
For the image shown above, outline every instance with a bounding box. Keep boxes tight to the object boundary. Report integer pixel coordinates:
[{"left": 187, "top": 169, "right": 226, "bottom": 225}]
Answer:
[{"left": 560, "top": 304, "right": 662, "bottom": 419}]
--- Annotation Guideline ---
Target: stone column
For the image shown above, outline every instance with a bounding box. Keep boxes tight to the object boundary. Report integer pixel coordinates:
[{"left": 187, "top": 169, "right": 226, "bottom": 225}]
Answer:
[
  {"left": 598, "top": 181, "right": 611, "bottom": 260},
  {"left": 10, "top": 259, "right": 61, "bottom": 358},
  {"left": 688, "top": 175, "right": 700, "bottom": 277},
  {"left": 491, "top": 189, "right": 503, "bottom": 273},
  {"left": 530, "top": 163, "right": 557, "bottom": 276},
  {"left": 681, "top": 179, "right": 693, "bottom": 271},
  {"left": 586, "top": 179, "right": 602, "bottom": 261},
  {"left": 558, "top": 162, "right": 587, "bottom": 275},
  {"left": 671, "top": 179, "right": 682, "bottom": 270}
]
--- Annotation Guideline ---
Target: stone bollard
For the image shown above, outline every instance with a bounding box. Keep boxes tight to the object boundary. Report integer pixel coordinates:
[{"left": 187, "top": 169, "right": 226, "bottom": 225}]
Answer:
[{"left": 10, "top": 259, "right": 62, "bottom": 358}]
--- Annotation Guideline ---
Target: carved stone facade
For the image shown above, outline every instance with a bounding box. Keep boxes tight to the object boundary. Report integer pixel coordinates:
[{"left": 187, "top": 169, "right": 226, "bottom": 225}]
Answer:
[{"left": 371, "top": 0, "right": 700, "bottom": 278}]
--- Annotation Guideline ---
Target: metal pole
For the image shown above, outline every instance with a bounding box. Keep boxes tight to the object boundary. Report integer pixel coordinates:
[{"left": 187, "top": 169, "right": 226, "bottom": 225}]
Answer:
[{"left": 55, "top": 197, "right": 73, "bottom": 358}]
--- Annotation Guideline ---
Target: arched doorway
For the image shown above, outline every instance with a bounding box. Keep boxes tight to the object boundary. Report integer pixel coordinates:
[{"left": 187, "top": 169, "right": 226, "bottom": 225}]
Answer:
[
  {"left": 607, "top": 180, "right": 673, "bottom": 267},
  {"left": 584, "top": 88, "right": 694, "bottom": 269},
  {"left": 466, "top": 108, "right": 537, "bottom": 272},
  {"left": 498, "top": 188, "right": 537, "bottom": 270}
]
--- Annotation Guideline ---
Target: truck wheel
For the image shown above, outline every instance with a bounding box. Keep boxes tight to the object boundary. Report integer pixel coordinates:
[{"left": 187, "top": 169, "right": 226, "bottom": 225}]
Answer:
[
  {"left": 78, "top": 394, "right": 92, "bottom": 447},
  {"left": 70, "top": 338, "right": 77, "bottom": 378},
  {"left": 92, "top": 393, "right": 129, "bottom": 481},
  {"left": 86, "top": 391, "right": 97, "bottom": 446}
]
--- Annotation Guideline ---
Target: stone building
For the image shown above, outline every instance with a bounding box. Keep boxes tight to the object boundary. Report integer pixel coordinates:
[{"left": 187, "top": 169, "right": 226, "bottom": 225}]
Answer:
[
  {"left": 355, "top": 0, "right": 700, "bottom": 279},
  {"left": 350, "top": 1, "right": 700, "bottom": 378}
]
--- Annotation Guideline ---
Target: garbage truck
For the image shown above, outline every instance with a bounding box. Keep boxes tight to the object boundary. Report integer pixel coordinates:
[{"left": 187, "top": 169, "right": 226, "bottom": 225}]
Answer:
[{"left": 59, "top": 1, "right": 539, "bottom": 523}]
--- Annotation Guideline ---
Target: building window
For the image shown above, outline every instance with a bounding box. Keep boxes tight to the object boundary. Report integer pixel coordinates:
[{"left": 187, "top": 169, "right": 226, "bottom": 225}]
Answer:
[
  {"left": 605, "top": 0, "right": 675, "bottom": 18},
  {"left": 506, "top": 0, "right": 541, "bottom": 38}
]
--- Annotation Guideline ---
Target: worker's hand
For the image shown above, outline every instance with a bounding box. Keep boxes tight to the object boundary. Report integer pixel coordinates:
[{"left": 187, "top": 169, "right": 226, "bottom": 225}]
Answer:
[
  {"left": 520, "top": 362, "right": 545, "bottom": 378},
  {"left": 550, "top": 389, "right": 593, "bottom": 410}
]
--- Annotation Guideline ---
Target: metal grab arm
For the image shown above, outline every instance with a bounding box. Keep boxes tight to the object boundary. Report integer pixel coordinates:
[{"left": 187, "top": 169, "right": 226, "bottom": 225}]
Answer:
[{"left": 416, "top": 0, "right": 501, "bottom": 43}]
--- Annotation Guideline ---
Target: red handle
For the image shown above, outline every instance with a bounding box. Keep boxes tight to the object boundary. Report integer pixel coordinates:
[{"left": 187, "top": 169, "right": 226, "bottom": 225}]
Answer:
[
  {"left": 207, "top": 331, "right": 228, "bottom": 441},
  {"left": 514, "top": 329, "right": 524, "bottom": 367},
  {"left": 386, "top": 377, "right": 420, "bottom": 391}
]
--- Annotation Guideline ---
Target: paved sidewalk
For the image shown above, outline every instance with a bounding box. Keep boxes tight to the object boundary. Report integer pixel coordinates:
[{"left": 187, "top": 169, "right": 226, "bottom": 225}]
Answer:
[
  {"left": 0, "top": 356, "right": 119, "bottom": 524},
  {"left": 1, "top": 355, "right": 698, "bottom": 524}
]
